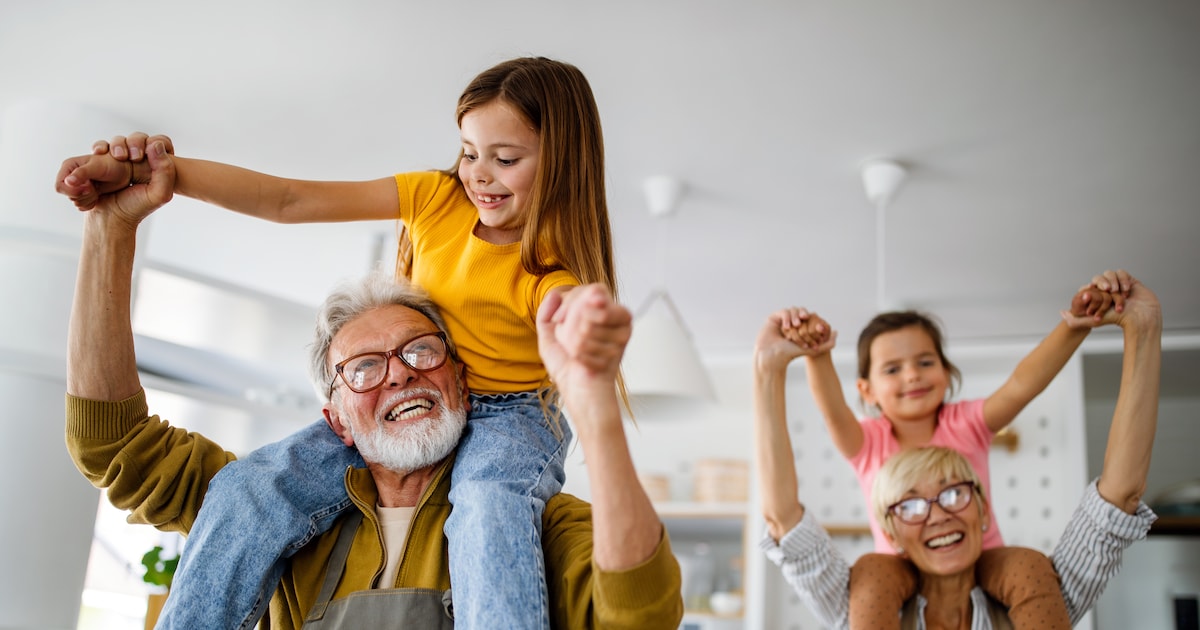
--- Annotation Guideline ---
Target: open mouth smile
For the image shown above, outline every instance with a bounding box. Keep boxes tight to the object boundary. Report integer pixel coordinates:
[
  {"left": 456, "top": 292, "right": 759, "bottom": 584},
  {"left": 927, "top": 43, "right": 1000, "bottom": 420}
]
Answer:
[
  {"left": 386, "top": 398, "right": 434, "bottom": 422},
  {"left": 925, "top": 532, "right": 964, "bottom": 549}
]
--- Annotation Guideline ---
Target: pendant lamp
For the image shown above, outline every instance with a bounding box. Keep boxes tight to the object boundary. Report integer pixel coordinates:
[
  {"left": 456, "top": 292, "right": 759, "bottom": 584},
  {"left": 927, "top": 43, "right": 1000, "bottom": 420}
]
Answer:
[{"left": 621, "top": 176, "right": 716, "bottom": 402}]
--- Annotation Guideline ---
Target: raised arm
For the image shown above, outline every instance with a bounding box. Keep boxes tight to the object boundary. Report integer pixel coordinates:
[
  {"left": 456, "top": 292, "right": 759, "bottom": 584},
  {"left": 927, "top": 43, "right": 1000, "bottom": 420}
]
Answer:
[
  {"left": 780, "top": 309, "right": 863, "bottom": 459},
  {"left": 1089, "top": 279, "right": 1162, "bottom": 512},
  {"left": 754, "top": 309, "right": 854, "bottom": 628},
  {"left": 56, "top": 132, "right": 398, "bottom": 223},
  {"left": 535, "top": 285, "right": 659, "bottom": 570},
  {"left": 1050, "top": 274, "right": 1160, "bottom": 624},
  {"left": 67, "top": 141, "right": 175, "bottom": 399},
  {"left": 753, "top": 308, "right": 830, "bottom": 538},
  {"left": 981, "top": 270, "right": 1134, "bottom": 433}
]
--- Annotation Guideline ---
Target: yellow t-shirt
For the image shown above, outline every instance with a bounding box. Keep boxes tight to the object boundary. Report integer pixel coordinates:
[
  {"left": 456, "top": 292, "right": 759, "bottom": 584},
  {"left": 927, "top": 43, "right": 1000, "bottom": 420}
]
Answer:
[{"left": 394, "top": 171, "right": 577, "bottom": 394}]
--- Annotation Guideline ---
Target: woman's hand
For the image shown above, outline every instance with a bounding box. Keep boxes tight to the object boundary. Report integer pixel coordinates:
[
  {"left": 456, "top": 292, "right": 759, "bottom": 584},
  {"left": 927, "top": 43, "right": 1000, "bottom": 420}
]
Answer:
[
  {"left": 754, "top": 307, "right": 836, "bottom": 373},
  {"left": 1061, "top": 269, "right": 1136, "bottom": 328}
]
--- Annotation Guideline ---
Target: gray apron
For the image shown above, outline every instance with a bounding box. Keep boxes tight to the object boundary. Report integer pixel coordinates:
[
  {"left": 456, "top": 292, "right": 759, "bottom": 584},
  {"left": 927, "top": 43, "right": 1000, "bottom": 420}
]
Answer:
[{"left": 302, "top": 511, "right": 455, "bottom": 629}]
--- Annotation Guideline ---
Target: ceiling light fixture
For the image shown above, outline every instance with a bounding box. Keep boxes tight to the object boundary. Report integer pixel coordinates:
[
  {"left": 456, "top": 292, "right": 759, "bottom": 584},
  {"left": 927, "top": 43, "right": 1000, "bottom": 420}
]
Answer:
[
  {"left": 860, "top": 158, "right": 907, "bottom": 310},
  {"left": 621, "top": 176, "right": 716, "bottom": 403}
]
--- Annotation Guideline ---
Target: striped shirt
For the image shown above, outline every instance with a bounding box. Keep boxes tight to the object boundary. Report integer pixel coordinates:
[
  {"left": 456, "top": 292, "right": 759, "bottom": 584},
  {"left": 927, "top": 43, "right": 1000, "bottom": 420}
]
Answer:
[{"left": 760, "top": 481, "right": 1156, "bottom": 629}]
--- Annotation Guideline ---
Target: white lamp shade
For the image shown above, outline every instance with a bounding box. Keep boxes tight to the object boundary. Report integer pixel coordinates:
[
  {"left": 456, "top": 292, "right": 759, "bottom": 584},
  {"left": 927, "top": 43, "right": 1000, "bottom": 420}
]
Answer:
[
  {"left": 860, "top": 158, "right": 906, "bottom": 208},
  {"left": 622, "top": 296, "right": 716, "bottom": 402}
]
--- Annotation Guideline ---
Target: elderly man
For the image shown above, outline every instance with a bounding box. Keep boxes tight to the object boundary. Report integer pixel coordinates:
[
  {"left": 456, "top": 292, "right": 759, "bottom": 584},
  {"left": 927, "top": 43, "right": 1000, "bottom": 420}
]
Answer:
[{"left": 65, "top": 142, "right": 682, "bottom": 628}]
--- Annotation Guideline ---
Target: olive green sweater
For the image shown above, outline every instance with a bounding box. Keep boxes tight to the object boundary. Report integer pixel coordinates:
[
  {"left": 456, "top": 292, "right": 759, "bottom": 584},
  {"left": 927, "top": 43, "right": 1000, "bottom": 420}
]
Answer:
[{"left": 66, "top": 390, "right": 683, "bottom": 629}]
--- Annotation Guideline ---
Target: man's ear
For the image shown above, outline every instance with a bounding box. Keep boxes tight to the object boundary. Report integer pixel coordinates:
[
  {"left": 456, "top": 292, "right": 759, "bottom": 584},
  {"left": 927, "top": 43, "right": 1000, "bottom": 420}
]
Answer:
[
  {"left": 324, "top": 404, "right": 355, "bottom": 447},
  {"left": 857, "top": 378, "right": 875, "bottom": 407}
]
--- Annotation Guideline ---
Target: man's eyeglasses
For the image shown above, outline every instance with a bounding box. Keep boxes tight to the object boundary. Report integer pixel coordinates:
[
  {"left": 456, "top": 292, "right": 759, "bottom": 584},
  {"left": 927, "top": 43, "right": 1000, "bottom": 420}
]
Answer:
[
  {"left": 328, "top": 331, "right": 449, "bottom": 398},
  {"left": 886, "top": 481, "right": 978, "bottom": 525}
]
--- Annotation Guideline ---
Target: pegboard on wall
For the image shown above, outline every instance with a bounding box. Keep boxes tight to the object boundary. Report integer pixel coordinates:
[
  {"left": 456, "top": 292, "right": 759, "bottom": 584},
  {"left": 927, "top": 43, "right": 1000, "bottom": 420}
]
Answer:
[{"left": 754, "top": 343, "right": 1091, "bottom": 629}]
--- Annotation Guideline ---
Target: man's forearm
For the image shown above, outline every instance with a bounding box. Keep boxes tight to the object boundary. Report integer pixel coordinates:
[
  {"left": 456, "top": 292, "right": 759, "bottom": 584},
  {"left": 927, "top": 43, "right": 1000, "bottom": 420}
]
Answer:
[
  {"left": 67, "top": 212, "right": 141, "bottom": 400},
  {"left": 572, "top": 386, "right": 662, "bottom": 570}
]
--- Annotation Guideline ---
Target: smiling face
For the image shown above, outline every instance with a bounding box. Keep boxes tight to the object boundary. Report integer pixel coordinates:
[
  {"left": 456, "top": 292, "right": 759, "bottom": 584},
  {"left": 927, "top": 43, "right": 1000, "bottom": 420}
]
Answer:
[
  {"left": 457, "top": 99, "right": 541, "bottom": 244},
  {"left": 858, "top": 325, "right": 951, "bottom": 423},
  {"left": 885, "top": 475, "right": 989, "bottom": 579},
  {"left": 324, "top": 305, "right": 469, "bottom": 473}
]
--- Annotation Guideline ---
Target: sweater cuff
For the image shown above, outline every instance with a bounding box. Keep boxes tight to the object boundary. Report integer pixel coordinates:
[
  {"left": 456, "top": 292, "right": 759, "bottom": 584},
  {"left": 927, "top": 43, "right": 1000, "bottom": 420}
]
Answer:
[
  {"left": 595, "top": 528, "right": 683, "bottom": 626},
  {"left": 65, "top": 390, "right": 148, "bottom": 441}
]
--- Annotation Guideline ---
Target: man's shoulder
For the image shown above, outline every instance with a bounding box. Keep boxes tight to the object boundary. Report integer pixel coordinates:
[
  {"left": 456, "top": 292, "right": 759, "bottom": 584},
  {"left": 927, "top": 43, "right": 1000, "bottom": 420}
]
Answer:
[{"left": 543, "top": 493, "right": 593, "bottom": 535}]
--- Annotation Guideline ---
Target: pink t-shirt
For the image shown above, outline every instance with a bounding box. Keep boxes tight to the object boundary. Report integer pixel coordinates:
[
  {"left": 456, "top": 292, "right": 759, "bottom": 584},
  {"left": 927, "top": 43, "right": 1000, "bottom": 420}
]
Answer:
[{"left": 849, "top": 399, "right": 1004, "bottom": 553}]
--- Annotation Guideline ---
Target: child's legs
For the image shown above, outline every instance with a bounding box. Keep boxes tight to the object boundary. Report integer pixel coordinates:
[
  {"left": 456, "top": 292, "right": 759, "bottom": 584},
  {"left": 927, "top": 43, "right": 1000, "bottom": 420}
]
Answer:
[
  {"left": 158, "top": 419, "right": 364, "bottom": 630},
  {"left": 977, "top": 546, "right": 1071, "bottom": 630},
  {"left": 848, "top": 552, "right": 917, "bottom": 630},
  {"left": 445, "top": 392, "right": 569, "bottom": 630}
]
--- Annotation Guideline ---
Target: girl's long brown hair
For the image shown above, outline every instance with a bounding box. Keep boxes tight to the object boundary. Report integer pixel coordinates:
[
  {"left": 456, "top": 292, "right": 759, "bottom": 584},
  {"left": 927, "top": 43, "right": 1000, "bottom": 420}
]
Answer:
[{"left": 397, "top": 57, "right": 629, "bottom": 417}]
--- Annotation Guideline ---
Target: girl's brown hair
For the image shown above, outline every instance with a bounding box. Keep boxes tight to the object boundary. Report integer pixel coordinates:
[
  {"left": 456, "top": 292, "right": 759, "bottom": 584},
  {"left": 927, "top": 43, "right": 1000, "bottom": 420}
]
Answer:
[
  {"left": 396, "top": 57, "right": 627, "bottom": 417},
  {"left": 397, "top": 56, "right": 615, "bottom": 295}
]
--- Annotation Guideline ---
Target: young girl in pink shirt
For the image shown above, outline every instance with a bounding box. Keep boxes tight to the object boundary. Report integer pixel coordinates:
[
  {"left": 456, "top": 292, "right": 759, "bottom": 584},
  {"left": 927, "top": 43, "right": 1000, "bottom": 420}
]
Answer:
[{"left": 767, "top": 270, "right": 1129, "bottom": 629}]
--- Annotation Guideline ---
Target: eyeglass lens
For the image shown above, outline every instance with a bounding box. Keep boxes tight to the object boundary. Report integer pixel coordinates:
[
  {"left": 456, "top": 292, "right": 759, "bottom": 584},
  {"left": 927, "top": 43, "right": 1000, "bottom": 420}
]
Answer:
[
  {"left": 340, "top": 333, "right": 446, "bottom": 392},
  {"left": 892, "top": 482, "right": 974, "bottom": 524}
]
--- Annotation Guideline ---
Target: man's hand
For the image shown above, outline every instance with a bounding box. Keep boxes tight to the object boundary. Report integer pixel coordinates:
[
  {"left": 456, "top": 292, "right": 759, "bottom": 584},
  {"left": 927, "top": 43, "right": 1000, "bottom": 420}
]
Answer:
[
  {"left": 87, "top": 140, "right": 175, "bottom": 226},
  {"left": 536, "top": 284, "right": 631, "bottom": 388},
  {"left": 92, "top": 131, "right": 176, "bottom": 162},
  {"left": 56, "top": 132, "right": 175, "bottom": 210}
]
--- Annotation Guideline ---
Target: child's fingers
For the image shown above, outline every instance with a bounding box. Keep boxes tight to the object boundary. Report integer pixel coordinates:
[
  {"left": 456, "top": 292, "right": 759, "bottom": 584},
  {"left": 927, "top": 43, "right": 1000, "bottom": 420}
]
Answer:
[{"left": 1090, "top": 291, "right": 1113, "bottom": 319}]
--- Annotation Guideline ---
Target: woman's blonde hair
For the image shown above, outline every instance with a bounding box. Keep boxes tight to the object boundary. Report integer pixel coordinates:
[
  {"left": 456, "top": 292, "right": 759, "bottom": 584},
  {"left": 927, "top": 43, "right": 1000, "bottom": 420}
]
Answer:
[{"left": 871, "top": 446, "right": 986, "bottom": 540}]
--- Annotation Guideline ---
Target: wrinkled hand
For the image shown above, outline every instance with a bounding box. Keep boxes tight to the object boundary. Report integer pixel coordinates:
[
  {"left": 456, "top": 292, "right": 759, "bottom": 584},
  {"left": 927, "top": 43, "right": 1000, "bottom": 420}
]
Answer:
[
  {"left": 536, "top": 285, "right": 632, "bottom": 389},
  {"left": 754, "top": 307, "right": 837, "bottom": 372},
  {"left": 56, "top": 132, "right": 176, "bottom": 210},
  {"left": 82, "top": 140, "right": 175, "bottom": 227},
  {"left": 1110, "top": 275, "right": 1162, "bottom": 332},
  {"left": 1062, "top": 269, "right": 1134, "bottom": 329}
]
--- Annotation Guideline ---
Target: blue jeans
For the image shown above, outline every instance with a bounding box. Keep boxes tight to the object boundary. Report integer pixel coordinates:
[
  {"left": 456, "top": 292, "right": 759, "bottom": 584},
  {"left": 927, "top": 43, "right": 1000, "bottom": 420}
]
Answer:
[
  {"left": 157, "top": 420, "right": 361, "bottom": 629},
  {"left": 445, "top": 392, "right": 569, "bottom": 630},
  {"left": 156, "top": 392, "right": 567, "bottom": 630}
]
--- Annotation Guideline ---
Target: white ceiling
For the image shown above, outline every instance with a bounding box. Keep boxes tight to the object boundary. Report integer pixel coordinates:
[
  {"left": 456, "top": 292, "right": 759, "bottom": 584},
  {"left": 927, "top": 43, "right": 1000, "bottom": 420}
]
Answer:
[{"left": 4, "top": 1, "right": 1199, "bottom": 382}]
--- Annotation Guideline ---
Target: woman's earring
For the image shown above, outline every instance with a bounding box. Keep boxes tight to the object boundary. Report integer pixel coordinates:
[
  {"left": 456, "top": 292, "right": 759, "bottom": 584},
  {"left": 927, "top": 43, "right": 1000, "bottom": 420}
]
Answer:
[
  {"left": 982, "top": 523, "right": 989, "bottom": 532},
  {"left": 894, "top": 546, "right": 904, "bottom": 554}
]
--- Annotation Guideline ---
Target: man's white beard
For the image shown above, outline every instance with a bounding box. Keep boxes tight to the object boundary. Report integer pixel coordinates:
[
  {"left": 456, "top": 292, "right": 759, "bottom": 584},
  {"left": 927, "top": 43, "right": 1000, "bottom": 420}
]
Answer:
[{"left": 351, "top": 389, "right": 467, "bottom": 473}]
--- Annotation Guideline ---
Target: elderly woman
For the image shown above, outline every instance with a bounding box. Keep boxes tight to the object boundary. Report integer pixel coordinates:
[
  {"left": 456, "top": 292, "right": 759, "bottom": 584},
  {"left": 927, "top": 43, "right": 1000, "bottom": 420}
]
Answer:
[{"left": 752, "top": 275, "right": 1160, "bottom": 629}]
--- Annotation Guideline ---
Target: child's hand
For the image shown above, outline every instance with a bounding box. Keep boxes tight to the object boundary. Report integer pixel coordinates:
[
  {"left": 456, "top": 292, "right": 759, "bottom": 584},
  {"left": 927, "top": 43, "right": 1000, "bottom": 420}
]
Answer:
[
  {"left": 56, "top": 153, "right": 136, "bottom": 211},
  {"left": 754, "top": 307, "right": 837, "bottom": 372},
  {"left": 1061, "top": 269, "right": 1134, "bottom": 328},
  {"left": 780, "top": 308, "right": 833, "bottom": 351}
]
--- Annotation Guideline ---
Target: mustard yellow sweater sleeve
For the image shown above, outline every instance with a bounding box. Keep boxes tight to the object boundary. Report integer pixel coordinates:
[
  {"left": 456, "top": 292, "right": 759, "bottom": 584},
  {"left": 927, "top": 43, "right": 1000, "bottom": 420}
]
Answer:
[
  {"left": 543, "top": 493, "right": 683, "bottom": 629},
  {"left": 65, "top": 390, "right": 237, "bottom": 534}
]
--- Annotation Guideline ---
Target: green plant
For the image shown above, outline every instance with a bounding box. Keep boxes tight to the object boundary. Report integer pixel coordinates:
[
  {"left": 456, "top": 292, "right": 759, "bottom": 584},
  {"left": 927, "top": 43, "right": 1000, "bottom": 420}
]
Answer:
[{"left": 140, "top": 545, "right": 178, "bottom": 589}]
